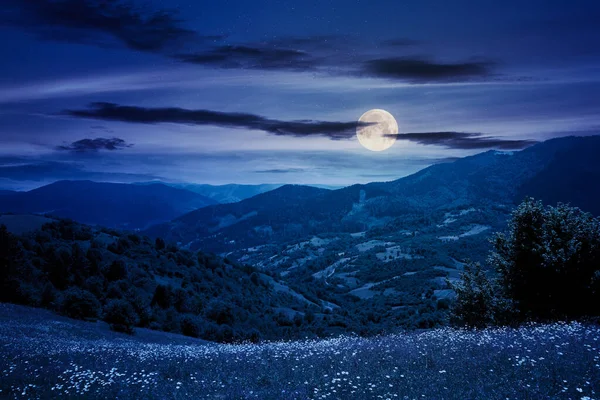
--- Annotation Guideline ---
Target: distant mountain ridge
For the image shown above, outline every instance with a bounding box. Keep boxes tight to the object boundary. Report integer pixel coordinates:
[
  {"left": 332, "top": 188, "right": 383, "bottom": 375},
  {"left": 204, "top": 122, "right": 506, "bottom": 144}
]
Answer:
[
  {"left": 134, "top": 182, "right": 342, "bottom": 204},
  {"left": 144, "top": 136, "right": 600, "bottom": 252},
  {"left": 158, "top": 183, "right": 283, "bottom": 204},
  {"left": 0, "top": 180, "right": 217, "bottom": 230}
]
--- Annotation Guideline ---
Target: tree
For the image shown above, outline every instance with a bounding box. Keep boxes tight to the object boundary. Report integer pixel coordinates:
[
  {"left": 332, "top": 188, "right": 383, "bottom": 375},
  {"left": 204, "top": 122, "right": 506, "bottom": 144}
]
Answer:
[
  {"left": 48, "top": 247, "right": 72, "bottom": 290},
  {"left": 60, "top": 288, "right": 101, "bottom": 320},
  {"left": 180, "top": 315, "right": 202, "bottom": 338},
  {"left": 105, "top": 259, "right": 127, "bottom": 281},
  {"left": 151, "top": 284, "right": 172, "bottom": 309},
  {"left": 450, "top": 262, "right": 509, "bottom": 328},
  {"left": 205, "top": 300, "right": 234, "bottom": 325},
  {"left": 103, "top": 299, "right": 138, "bottom": 334},
  {"left": 0, "top": 225, "right": 24, "bottom": 303},
  {"left": 490, "top": 198, "right": 600, "bottom": 321}
]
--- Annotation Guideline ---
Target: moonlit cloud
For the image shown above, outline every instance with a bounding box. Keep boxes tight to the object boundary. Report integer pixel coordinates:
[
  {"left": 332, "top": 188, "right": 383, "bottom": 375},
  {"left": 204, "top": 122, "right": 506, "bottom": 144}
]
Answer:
[
  {"left": 1, "top": 0, "right": 200, "bottom": 52},
  {"left": 387, "top": 132, "right": 536, "bottom": 150},
  {"left": 0, "top": 0, "right": 599, "bottom": 189},
  {"left": 63, "top": 102, "right": 373, "bottom": 140}
]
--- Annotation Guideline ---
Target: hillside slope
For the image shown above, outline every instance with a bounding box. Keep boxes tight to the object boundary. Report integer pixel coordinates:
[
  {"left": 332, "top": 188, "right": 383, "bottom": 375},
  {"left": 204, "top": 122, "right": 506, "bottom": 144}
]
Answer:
[
  {"left": 2, "top": 303, "right": 598, "bottom": 399},
  {"left": 146, "top": 136, "right": 600, "bottom": 253},
  {"left": 172, "top": 183, "right": 283, "bottom": 203},
  {"left": 140, "top": 136, "right": 600, "bottom": 323},
  {"left": 2, "top": 218, "right": 410, "bottom": 342}
]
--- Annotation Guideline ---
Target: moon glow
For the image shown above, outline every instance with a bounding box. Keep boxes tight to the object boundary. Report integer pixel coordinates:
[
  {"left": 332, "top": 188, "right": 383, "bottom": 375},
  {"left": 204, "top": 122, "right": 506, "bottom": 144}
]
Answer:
[{"left": 356, "top": 109, "right": 398, "bottom": 152}]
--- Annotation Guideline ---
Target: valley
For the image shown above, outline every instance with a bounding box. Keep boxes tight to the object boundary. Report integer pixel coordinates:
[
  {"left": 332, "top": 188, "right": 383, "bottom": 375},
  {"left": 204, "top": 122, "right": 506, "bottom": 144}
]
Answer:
[{"left": 141, "top": 136, "right": 600, "bottom": 326}]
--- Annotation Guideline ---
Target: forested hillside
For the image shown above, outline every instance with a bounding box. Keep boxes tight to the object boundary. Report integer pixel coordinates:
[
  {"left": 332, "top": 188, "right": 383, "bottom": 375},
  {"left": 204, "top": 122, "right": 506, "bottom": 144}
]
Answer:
[{"left": 0, "top": 218, "right": 448, "bottom": 342}]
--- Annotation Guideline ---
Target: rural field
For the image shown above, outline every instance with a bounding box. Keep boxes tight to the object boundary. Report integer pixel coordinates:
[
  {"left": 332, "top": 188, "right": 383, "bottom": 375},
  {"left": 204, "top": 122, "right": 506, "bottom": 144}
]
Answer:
[{"left": 1, "top": 304, "right": 598, "bottom": 400}]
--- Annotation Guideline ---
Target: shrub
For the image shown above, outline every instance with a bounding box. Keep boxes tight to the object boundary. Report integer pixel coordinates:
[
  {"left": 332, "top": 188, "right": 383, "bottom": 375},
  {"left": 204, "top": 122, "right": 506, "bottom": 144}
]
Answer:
[
  {"left": 180, "top": 315, "right": 202, "bottom": 338},
  {"left": 205, "top": 300, "right": 234, "bottom": 325},
  {"left": 60, "top": 288, "right": 101, "bottom": 320},
  {"left": 450, "top": 262, "right": 508, "bottom": 328},
  {"left": 151, "top": 284, "right": 172, "bottom": 309},
  {"left": 490, "top": 198, "right": 600, "bottom": 321},
  {"left": 41, "top": 283, "right": 58, "bottom": 308},
  {"left": 105, "top": 260, "right": 128, "bottom": 281},
  {"left": 453, "top": 198, "right": 600, "bottom": 327},
  {"left": 103, "top": 299, "right": 138, "bottom": 334}
]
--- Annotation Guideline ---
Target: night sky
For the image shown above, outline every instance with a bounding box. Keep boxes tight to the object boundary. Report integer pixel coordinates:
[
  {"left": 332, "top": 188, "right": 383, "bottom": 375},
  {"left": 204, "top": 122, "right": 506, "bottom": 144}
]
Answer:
[{"left": 1, "top": 0, "right": 599, "bottom": 190}]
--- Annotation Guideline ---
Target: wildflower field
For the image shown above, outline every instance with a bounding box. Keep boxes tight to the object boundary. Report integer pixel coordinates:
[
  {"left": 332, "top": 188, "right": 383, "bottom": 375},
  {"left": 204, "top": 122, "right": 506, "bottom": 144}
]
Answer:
[{"left": 1, "top": 304, "right": 598, "bottom": 399}]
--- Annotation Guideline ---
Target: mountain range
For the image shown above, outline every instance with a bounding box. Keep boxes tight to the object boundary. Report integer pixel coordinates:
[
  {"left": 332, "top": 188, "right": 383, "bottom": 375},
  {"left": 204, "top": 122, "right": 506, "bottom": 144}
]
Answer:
[
  {"left": 138, "top": 136, "right": 600, "bottom": 312},
  {"left": 134, "top": 182, "right": 284, "bottom": 204},
  {"left": 146, "top": 136, "right": 600, "bottom": 253},
  {"left": 0, "top": 181, "right": 217, "bottom": 230},
  {"left": 2, "top": 135, "right": 600, "bottom": 338}
]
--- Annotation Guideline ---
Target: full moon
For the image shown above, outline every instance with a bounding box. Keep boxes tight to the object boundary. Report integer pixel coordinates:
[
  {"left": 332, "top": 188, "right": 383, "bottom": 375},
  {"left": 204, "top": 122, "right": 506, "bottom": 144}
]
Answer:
[{"left": 356, "top": 109, "right": 398, "bottom": 152}]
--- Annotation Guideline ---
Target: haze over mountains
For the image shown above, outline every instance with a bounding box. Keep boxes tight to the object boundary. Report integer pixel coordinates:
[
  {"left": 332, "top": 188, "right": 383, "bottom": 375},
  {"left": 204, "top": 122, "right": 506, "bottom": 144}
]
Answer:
[
  {"left": 2, "top": 135, "right": 598, "bottom": 238},
  {"left": 146, "top": 136, "right": 600, "bottom": 251},
  {"left": 0, "top": 182, "right": 340, "bottom": 229},
  {"left": 164, "top": 183, "right": 284, "bottom": 204},
  {"left": 0, "top": 181, "right": 216, "bottom": 230}
]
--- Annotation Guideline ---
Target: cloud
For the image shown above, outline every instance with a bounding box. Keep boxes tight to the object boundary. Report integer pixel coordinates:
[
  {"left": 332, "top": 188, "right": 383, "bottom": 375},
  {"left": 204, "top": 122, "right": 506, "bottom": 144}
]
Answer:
[
  {"left": 63, "top": 102, "right": 372, "bottom": 140},
  {"left": 57, "top": 137, "right": 133, "bottom": 153},
  {"left": 175, "top": 35, "right": 361, "bottom": 71},
  {"left": 388, "top": 132, "right": 536, "bottom": 150},
  {"left": 62, "top": 104, "right": 537, "bottom": 149},
  {"left": 1, "top": 0, "right": 202, "bottom": 52},
  {"left": 174, "top": 45, "right": 317, "bottom": 71},
  {"left": 254, "top": 168, "right": 306, "bottom": 174},
  {"left": 2, "top": 1, "right": 500, "bottom": 85},
  {"left": 176, "top": 43, "right": 499, "bottom": 83},
  {"left": 361, "top": 58, "right": 495, "bottom": 82}
]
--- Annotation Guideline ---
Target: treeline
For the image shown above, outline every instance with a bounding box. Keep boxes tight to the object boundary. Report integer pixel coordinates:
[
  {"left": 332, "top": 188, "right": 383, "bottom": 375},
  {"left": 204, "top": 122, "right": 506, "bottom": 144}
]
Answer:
[
  {"left": 451, "top": 198, "right": 600, "bottom": 327},
  {"left": 0, "top": 219, "right": 369, "bottom": 342}
]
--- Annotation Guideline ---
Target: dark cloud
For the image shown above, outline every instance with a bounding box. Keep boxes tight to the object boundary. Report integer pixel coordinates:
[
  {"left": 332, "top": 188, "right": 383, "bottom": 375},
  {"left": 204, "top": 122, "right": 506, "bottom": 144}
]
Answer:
[
  {"left": 57, "top": 137, "right": 133, "bottom": 153},
  {"left": 1, "top": 0, "right": 203, "bottom": 52},
  {"left": 177, "top": 43, "right": 498, "bottom": 83},
  {"left": 2, "top": 2, "right": 501, "bottom": 84},
  {"left": 174, "top": 45, "right": 317, "bottom": 71},
  {"left": 63, "top": 103, "right": 372, "bottom": 140},
  {"left": 361, "top": 58, "right": 495, "bottom": 82},
  {"left": 388, "top": 132, "right": 536, "bottom": 150}
]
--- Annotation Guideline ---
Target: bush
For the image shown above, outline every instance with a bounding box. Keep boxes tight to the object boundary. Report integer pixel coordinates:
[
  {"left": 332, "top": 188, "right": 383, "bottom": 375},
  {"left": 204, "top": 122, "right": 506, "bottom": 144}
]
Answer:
[
  {"left": 151, "top": 284, "right": 172, "bottom": 309},
  {"left": 41, "top": 283, "right": 58, "bottom": 308},
  {"left": 490, "top": 198, "right": 600, "bottom": 321},
  {"left": 180, "top": 315, "right": 202, "bottom": 338},
  {"left": 105, "top": 260, "right": 127, "bottom": 281},
  {"left": 450, "top": 262, "right": 510, "bottom": 328},
  {"left": 103, "top": 299, "right": 138, "bottom": 334},
  {"left": 60, "top": 288, "right": 101, "bottom": 320},
  {"left": 452, "top": 198, "right": 600, "bottom": 327},
  {"left": 205, "top": 300, "right": 234, "bottom": 325}
]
